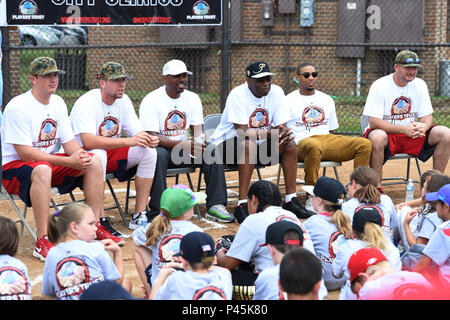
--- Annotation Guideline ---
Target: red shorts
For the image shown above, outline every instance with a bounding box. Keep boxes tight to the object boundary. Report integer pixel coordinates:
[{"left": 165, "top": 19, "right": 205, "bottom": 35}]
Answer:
[
  {"left": 364, "top": 125, "right": 436, "bottom": 163},
  {"left": 106, "top": 147, "right": 137, "bottom": 182},
  {"left": 2, "top": 153, "right": 83, "bottom": 207}
]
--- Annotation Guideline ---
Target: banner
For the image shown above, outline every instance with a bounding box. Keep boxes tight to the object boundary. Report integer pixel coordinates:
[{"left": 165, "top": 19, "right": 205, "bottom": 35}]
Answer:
[{"left": 6, "top": 0, "right": 222, "bottom": 26}]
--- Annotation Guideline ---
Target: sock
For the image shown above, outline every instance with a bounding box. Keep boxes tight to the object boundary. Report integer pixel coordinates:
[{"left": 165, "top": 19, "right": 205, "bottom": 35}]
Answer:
[
  {"left": 285, "top": 193, "right": 297, "bottom": 203},
  {"left": 238, "top": 199, "right": 248, "bottom": 206}
]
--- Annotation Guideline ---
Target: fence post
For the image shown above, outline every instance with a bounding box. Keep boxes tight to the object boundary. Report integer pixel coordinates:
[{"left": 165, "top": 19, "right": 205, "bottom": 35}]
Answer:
[
  {"left": 0, "top": 27, "right": 9, "bottom": 112},
  {"left": 220, "top": 0, "right": 231, "bottom": 112}
]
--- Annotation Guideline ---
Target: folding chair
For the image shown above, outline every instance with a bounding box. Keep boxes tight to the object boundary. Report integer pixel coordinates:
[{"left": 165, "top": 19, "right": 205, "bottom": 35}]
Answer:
[
  {"left": 360, "top": 115, "right": 422, "bottom": 185},
  {"left": 276, "top": 161, "right": 342, "bottom": 187}
]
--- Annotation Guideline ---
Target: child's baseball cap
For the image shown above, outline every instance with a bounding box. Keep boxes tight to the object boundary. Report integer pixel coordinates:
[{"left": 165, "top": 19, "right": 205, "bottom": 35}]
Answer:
[
  {"left": 259, "top": 220, "right": 304, "bottom": 247},
  {"left": 80, "top": 280, "right": 138, "bottom": 300},
  {"left": 174, "top": 231, "right": 215, "bottom": 263},
  {"left": 160, "top": 184, "right": 206, "bottom": 218},
  {"left": 348, "top": 247, "right": 388, "bottom": 282},
  {"left": 302, "top": 176, "right": 347, "bottom": 204},
  {"left": 425, "top": 183, "right": 450, "bottom": 206},
  {"left": 352, "top": 204, "right": 383, "bottom": 233}
]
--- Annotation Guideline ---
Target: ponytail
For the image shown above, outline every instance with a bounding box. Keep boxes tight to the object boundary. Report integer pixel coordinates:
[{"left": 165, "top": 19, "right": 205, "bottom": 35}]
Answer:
[
  {"left": 331, "top": 210, "right": 352, "bottom": 239},
  {"left": 350, "top": 167, "right": 381, "bottom": 204},
  {"left": 361, "top": 222, "right": 387, "bottom": 252},
  {"left": 47, "top": 203, "right": 89, "bottom": 244},
  {"left": 354, "top": 184, "right": 381, "bottom": 204},
  {"left": 145, "top": 209, "right": 172, "bottom": 247}
]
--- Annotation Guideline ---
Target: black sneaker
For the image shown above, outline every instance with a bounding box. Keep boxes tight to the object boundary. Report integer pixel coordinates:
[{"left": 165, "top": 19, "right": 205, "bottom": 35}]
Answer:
[
  {"left": 234, "top": 203, "right": 249, "bottom": 224},
  {"left": 100, "top": 217, "right": 124, "bottom": 238},
  {"left": 282, "top": 197, "right": 316, "bottom": 219}
]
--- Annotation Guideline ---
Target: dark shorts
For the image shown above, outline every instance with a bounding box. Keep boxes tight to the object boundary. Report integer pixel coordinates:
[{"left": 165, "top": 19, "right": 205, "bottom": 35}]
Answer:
[
  {"left": 2, "top": 154, "right": 83, "bottom": 207},
  {"left": 106, "top": 147, "right": 137, "bottom": 182},
  {"left": 364, "top": 125, "right": 436, "bottom": 164}
]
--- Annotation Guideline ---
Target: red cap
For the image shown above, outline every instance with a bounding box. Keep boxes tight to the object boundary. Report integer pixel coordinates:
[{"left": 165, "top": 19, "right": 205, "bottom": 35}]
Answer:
[{"left": 348, "top": 247, "right": 387, "bottom": 282}]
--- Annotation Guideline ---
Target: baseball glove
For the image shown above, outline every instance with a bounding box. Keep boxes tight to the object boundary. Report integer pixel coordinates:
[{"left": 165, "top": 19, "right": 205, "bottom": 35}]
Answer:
[{"left": 215, "top": 234, "right": 235, "bottom": 253}]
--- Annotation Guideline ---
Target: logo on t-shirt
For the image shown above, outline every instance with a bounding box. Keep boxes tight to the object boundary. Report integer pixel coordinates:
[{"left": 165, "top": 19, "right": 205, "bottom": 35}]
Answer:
[
  {"left": 249, "top": 108, "right": 269, "bottom": 129},
  {"left": 159, "top": 234, "right": 183, "bottom": 263},
  {"left": 55, "top": 257, "right": 102, "bottom": 298},
  {"left": 384, "top": 96, "right": 416, "bottom": 121},
  {"left": 0, "top": 267, "right": 31, "bottom": 300},
  {"left": 301, "top": 106, "right": 325, "bottom": 128},
  {"left": 99, "top": 116, "right": 119, "bottom": 137},
  {"left": 328, "top": 231, "right": 345, "bottom": 259},
  {"left": 35, "top": 118, "right": 57, "bottom": 149},
  {"left": 162, "top": 110, "right": 187, "bottom": 137},
  {"left": 192, "top": 286, "right": 227, "bottom": 300}
]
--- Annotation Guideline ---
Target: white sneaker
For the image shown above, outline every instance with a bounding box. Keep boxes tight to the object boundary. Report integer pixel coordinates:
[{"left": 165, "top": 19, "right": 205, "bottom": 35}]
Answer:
[{"left": 128, "top": 210, "right": 148, "bottom": 230}]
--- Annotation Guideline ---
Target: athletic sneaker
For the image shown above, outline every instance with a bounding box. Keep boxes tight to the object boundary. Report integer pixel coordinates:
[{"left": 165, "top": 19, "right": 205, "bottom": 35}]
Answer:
[
  {"left": 100, "top": 217, "right": 123, "bottom": 238},
  {"left": 33, "top": 235, "right": 54, "bottom": 261},
  {"left": 206, "top": 204, "right": 235, "bottom": 223},
  {"left": 128, "top": 210, "right": 148, "bottom": 230},
  {"left": 282, "top": 197, "right": 316, "bottom": 219},
  {"left": 96, "top": 222, "right": 125, "bottom": 246}
]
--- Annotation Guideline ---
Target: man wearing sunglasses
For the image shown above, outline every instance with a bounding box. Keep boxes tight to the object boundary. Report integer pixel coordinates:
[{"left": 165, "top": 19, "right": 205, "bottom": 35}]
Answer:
[
  {"left": 363, "top": 50, "right": 450, "bottom": 184},
  {"left": 286, "top": 63, "right": 372, "bottom": 192},
  {"left": 210, "top": 61, "right": 315, "bottom": 223}
]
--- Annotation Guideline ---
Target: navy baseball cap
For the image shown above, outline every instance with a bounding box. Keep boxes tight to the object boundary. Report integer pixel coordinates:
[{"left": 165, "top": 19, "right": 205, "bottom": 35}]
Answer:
[
  {"left": 174, "top": 231, "right": 215, "bottom": 263},
  {"left": 246, "top": 61, "right": 276, "bottom": 79},
  {"left": 425, "top": 183, "right": 450, "bottom": 206},
  {"left": 260, "top": 221, "right": 304, "bottom": 247},
  {"left": 302, "top": 176, "right": 347, "bottom": 204},
  {"left": 352, "top": 205, "right": 383, "bottom": 233},
  {"left": 80, "top": 280, "right": 137, "bottom": 300}
]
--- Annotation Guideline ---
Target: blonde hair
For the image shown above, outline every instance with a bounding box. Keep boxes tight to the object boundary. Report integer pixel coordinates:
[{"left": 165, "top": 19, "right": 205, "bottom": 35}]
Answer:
[
  {"left": 47, "top": 203, "right": 90, "bottom": 244},
  {"left": 322, "top": 201, "right": 352, "bottom": 239},
  {"left": 145, "top": 209, "right": 172, "bottom": 247},
  {"left": 354, "top": 222, "right": 388, "bottom": 252}
]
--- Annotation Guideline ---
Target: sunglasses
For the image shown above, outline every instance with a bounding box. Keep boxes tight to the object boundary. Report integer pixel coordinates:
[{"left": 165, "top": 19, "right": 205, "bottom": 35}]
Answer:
[
  {"left": 299, "top": 72, "right": 318, "bottom": 79},
  {"left": 399, "top": 58, "right": 420, "bottom": 64},
  {"left": 255, "top": 76, "right": 272, "bottom": 83}
]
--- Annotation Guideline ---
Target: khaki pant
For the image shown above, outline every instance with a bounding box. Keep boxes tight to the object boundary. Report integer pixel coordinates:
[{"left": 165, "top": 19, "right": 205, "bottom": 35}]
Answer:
[{"left": 297, "top": 134, "right": 372, "bottom": 185}]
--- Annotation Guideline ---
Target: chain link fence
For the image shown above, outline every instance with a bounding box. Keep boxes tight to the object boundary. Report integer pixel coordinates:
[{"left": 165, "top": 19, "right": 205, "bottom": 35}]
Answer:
[{"left": 1, "top": 0, "right": 449, "bottom": 135}]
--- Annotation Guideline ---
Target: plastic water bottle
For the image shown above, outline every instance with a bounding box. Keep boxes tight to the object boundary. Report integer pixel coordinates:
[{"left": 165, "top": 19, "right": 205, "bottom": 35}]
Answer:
[{"left": 405, "top": 179, "right": 415, "bottom": 202}]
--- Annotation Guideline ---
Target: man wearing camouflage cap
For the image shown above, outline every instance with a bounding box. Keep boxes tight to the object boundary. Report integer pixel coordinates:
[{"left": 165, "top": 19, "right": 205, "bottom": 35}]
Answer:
[
  {"left": 70, "top": 61, "right": 158, "bottom": 234},
  {"left": 1, "top": 57, "right": 105, "bottom": 261},
  {"left": 362, "top": 50, "right": 450, "bottom": 184}
]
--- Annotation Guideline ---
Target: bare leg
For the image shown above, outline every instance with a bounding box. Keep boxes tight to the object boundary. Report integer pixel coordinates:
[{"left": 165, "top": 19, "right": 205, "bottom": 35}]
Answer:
[
  {"left": 133, "top": 244, "right": 152, "bottom": 297},
  {"left": 134, "top": 176, "right": 153, "bottom": 213},
  {"left": 81, "top": 155, "right": 105, "bottom": 220},
  {"left": 238, "top": 138, "right": 256, "bottom": 199},
  {"left": 366, "top": 129, "right": 389, "bottom": 184},
  {"left": 280, "top": 139, "right": 298, "bottom": 195},
  {"left": 428, "top": 125, "right": 450, "bottom": 173},
  {"left": 29, "top": 165, "right": 52, "bottom": 238}
]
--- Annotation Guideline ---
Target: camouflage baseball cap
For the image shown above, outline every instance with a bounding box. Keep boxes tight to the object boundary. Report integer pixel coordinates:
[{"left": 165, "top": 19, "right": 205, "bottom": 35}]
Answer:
[
  {"left": 394, "top": 50, "right": 423, "bottom": 68},
  {"left": 97, "top": 62, "right": 132, "bottom": 80},
  {"left": 30, "top": 57, "right": 66, "bottom": 76}
]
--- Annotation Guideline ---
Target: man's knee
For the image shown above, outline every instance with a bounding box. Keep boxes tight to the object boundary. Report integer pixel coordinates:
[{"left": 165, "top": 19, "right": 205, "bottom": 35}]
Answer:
[
  {"left": 429, "top": 125, "right": 450, "bottom": 146},
  {"left": 30, "top": 164, "right": 52, "bottom": 184},
  {"left": 366, "top": 129, "right": 387, "bottom": 150},
  {"left": 298, "top": 138, "right": 322, "bottom": 159}
]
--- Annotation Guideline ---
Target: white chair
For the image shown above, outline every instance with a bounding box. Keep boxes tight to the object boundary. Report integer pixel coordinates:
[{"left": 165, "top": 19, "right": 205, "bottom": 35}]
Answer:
[{"left": 360, "top": 115, "right": 422, "bottom": 185}]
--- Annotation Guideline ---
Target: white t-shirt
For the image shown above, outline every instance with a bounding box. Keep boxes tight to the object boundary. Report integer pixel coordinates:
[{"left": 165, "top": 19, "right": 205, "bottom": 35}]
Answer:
[
  {"left": 70, "top": 89, "right": 142, "bottom": 146},
  {"left": 285, "top": 89, "right": 339, "bottom": 144},
  {"left": 209, "top": 83, "right": 291, "bottom": 145},
  {"left": 132, "top": 219, "right": 203, "bottom": 286},
  {"left": 42, "top": 240, "right": 120, "bottom": 300},
  {"left": 341, "top": 195, "right": 398, "bottom": 242},
  {"left": 226, "top": 206, "right": 314, "bottom": 273},
  {"left": 139, "top": 86, "right": 204, "bottom": 141},
  {"left": 0, "top": 254, "right": 32, "bottom": 300},
  {"left": 423, "top": 220, "right": 450, "bottom": 284},
  {"left": 153, "top": 268, "right": 233, "bottom": 300},
  {"left": 362, "top": 74, "right": 433, "bottom": 131},
  {"left": 1, "top": 90, "right": 75, "bottom": 165}
]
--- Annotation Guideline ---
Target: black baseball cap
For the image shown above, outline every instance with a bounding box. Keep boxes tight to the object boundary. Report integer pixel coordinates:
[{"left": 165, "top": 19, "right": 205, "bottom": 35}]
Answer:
[
  {"left": 260, "top": 221, "right": 304, "bottom": 247},
  {"left": 80, "top": 280, "right": 138, "bottom": 300},
  {"left": 246, "top": 61, "right": 276, "bottom": 79},
  {"left": 352, "top": 205, "right": 383, "bottom": 233},
  {"left": 302, "top": 176, "right": 347, "bottom": 204},
  {"left": 174, "top": 231, "right": 215, "bottom": 263}
]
